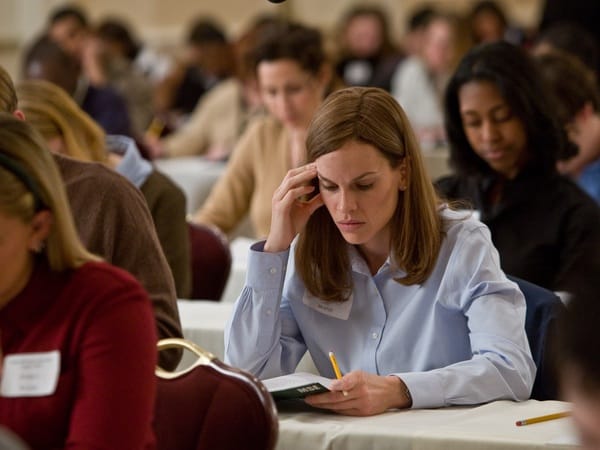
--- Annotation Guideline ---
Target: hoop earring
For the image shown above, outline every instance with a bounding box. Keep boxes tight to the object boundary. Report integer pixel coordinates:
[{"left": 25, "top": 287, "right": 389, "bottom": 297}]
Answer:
[{"left": 34, "top": 241, "right": 46, "bottom": 254}]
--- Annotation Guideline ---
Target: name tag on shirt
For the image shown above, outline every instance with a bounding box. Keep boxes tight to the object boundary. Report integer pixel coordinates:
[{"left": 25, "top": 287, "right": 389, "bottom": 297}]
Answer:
[
  {"left": 1, "top": 351, "right": 60, "bottom": 397},
  {"left": 302, "top": 292, "right": 353, "bottom": 320}
]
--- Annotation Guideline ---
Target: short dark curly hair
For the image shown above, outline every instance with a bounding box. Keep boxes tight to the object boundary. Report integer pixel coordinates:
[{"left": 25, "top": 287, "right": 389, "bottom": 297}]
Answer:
[{"left": 250, "top": 21, "right": 325, "bottom": 76}]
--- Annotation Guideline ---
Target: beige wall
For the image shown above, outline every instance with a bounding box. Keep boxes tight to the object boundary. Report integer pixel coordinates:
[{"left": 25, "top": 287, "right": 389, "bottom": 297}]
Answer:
[{"left": 0, "top": 0, "right": 544, "bottom": 79}]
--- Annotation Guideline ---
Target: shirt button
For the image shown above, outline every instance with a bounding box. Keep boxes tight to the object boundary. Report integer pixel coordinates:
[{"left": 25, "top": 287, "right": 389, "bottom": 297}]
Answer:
[
  {"left": 269, "top": 267, "right": 277, "bottom": 275},
  {"left": 372, "top": 332, "right": 378, "bottom": 340},
  {"left": 266, "top": 309, "right": 272, "bottom": 316}
]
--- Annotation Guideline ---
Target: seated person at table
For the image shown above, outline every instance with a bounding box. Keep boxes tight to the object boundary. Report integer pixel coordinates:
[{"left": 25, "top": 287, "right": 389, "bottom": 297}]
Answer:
[
  {"left": 557, "top": 275, "right": 600, "bottom": 449},
  {"left": 16, "top": 79, "right": 191, "bottom": 298},
  {"left": 0, "top": 64, "right": 182, "bottom": 369},
  {"left": 193, "top": 21, "right": 333, "bottom": 238},
  {"left": 23, "top": 35, "right": 132, "bottom": 137},
  {"left": 535, "top": 50, "right": 600, "bottom": 205},
  {"left": 150, "top": 16, "right": 269, "bottom": 161},
  {"left": 0, "top": 114, "right": 156, "bottom": 448},
  {"left": 436, "top": 41, "right": 600, "bottom": 294},
  {"left": 225, "top": 87, "right": 535, "bottom": 415}
]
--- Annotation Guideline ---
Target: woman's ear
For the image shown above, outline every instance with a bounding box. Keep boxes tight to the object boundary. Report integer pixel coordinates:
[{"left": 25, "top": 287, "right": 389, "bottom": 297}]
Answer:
[
  {"left": 397, "top": 158, "right": 409, "bottom": 191},
  {"left": 28, "top": 210, "right": 53, "bottom": 252}
]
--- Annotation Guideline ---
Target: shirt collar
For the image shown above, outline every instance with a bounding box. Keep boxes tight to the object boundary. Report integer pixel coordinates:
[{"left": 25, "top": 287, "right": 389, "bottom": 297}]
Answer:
[
  {"left": 106, "top": 134, "right": 153, "bottom": 188},
  {"left": 347, "top": 244, "right": 402, "bottom": 277}
]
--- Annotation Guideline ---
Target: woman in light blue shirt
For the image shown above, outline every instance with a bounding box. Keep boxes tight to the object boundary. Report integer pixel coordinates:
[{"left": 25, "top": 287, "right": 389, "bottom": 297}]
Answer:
[{"left": 225, "top": 86, "right": 535, "bottom": 415}]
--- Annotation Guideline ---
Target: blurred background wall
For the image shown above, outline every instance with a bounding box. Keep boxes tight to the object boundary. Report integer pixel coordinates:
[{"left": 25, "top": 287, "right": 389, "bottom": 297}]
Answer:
[{"left": 0, "top": 0, "right": 543, "bottom": 79}]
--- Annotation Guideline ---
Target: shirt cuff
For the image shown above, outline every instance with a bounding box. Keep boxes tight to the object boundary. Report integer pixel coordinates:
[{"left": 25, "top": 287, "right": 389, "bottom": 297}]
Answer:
[
  {"left": 246, "top": 240, "right": 289, "bottom": 291},
  {"left": 394, "top": 371, "right": 445, "bottom": 409}
]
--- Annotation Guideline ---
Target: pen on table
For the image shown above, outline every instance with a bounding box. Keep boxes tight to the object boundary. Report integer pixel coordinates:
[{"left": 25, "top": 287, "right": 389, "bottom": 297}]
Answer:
[
  {"left": 515, "top": 411, "right": 571, "bottom": 426},
  {"left": 328, "top": 351, "right": 348, "bottom": 396}
]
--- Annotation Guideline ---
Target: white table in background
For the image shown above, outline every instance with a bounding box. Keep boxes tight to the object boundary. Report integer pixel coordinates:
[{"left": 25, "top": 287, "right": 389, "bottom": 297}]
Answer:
[
  {"left": 276, "top": 399, "right": 579, "bottom": 450},
  {"left": 154, "top": 157, "right": 226, "bottom": 214}
]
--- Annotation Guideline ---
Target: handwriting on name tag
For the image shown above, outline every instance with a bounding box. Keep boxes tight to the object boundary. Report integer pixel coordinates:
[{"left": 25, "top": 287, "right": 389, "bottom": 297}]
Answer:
[{"left": 1, "top": 351, "right": 60, "bottom": 397}]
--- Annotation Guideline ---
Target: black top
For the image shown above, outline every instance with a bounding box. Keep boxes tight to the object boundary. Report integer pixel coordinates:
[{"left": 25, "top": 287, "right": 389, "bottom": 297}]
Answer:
[{"left": 435, "top": 169, "right": 600, "bottom": 292}]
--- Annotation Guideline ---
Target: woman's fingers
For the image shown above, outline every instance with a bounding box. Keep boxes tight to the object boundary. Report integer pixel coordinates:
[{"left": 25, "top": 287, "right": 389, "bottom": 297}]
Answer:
[{"left": 273, "top": 164, "right": 317, "bottom": 202}]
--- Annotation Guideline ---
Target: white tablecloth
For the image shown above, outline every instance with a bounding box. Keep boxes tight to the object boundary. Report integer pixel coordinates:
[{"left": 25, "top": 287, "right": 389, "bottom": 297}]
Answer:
[
  {"left": 276, "top": 399, "right": 579, "bottom": 450},
  {"left": 154, "top": 157, "right": 226, "bottom": 214}
]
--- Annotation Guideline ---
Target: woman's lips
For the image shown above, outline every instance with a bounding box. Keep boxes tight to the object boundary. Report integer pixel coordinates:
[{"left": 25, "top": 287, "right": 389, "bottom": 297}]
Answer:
[{"left": 337, "top": 221, "right": 365, "bottom": 232}]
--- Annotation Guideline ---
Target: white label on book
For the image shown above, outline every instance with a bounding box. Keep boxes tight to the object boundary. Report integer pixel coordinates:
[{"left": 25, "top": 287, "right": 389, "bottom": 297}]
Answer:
[
  {"left": 1, "top": 350, "right": 60, "bottom": 397},
  {"left": 302, "top": 291, "right": 353, "bottom": 320}
]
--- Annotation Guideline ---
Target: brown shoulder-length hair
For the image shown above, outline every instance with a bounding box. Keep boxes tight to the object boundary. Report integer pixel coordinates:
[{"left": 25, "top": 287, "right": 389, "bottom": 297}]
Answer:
[{"left": 296, "top": 87, "right": 443, "bottom": 302}]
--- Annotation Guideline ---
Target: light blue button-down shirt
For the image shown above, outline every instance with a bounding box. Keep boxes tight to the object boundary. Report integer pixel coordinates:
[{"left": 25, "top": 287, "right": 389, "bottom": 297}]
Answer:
[{"left": 225, "top": 209, "right": 535, "bottom": 408}]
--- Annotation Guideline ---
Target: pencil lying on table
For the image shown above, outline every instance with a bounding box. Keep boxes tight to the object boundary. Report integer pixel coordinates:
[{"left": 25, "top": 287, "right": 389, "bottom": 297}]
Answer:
[{"left": 515, "top": 411, "right": 571, "bottom": 426}]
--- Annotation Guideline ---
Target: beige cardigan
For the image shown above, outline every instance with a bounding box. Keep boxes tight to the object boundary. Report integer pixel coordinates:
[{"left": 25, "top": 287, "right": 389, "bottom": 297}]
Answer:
[
  {"left": 163, "top": 79, "right": 247, "bottom": 158},
  {"left": 195, "top": 116, "right": 291, "bottom": 238}
]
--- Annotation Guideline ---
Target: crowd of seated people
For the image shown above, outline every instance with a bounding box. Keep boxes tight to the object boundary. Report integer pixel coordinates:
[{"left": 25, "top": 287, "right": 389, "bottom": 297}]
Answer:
[{"left": 0, "top": 0, "right": 599, "bottom": 447}]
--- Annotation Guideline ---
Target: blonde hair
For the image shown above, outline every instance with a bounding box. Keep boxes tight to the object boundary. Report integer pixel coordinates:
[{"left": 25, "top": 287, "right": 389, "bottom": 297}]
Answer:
[
  {"left": 0, "top": 65, "right": 17, "bottom": 113},
  {"left": 0, "top": 113, "right": 100, "bottom": 270},
  {"left": 296, "top": 87, "right": 443, "bottom": 301},
  {"left": 16, "top": 79, "right": 107, "bottom": 163}
]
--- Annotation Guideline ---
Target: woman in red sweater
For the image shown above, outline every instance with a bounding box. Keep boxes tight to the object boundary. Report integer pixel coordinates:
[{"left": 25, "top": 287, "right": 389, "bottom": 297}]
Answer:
[{"left": 0, "top": 114, "right": 157, "bottom": 449}]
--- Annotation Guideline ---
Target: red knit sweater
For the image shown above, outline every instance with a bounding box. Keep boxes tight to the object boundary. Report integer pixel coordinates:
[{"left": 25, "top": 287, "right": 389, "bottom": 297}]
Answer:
[{"left": 0, "top": 260, "right": 157, "bottom": 449}]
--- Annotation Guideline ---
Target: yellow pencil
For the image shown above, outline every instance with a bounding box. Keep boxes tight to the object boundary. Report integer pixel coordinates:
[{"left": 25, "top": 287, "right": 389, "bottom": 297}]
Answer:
[
  {"left": 328, "top": 351, "right": 348, "bottom": 396},
  {"left": 145, "top": 117, "right": 165, "bottom": 139},
  {"left": 515, "top": 411, "right": 571, "bottom": 426}
]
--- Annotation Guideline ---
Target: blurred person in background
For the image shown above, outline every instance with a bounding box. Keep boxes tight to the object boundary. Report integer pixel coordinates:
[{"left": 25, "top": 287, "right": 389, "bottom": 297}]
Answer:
[
  {"left": 84, "top": 18, "right": 155, "bottom": 136},
  {"left": 150, "top": 16, "right": 276, "bottom": 161},
  {"left": 467, "top": 1, "right": 524, "bottom": 45},
  {"left": 401, "top": 5, "right": 436, "bottom": 57},
  {"left": 436, "top": 41, "right": 600, "bottom": 294},
  {"left": 334, "top": 5, "right": 403, "bottom": 92},
  {"left": 531, "top": 22, "right": 600, "bottom": 79},
  {"left": 46, "top": 4, "right": 90, "bottom": 65},
  {"left": 23, "top": 35, "right": 133, "bottom": 137},
  {"left": 392, "top": 12, "right": 465, "bottom": 150},
  {"left": 154, "top": 18, "right": 235, "bottom": 130},
  {"left": 16, "top": 79, "right": 191, "bottom": 298},
  {"left": 536, "top": 50, "right": 600, "bottom": 204},
  {"left": 193, "top": 21, "right": 333, "bottom": 238}
]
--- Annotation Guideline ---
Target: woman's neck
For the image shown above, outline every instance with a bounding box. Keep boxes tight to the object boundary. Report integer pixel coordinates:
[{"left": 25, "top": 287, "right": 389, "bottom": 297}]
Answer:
[
  {"left": 357, "top": 230, "right": 392, "bottom": 276},
  {"left": 289, "top": 128, "right": 308, "bottom": 168},
  {"left": 0, "top": 255, "right": 34, "bottom": 311}
]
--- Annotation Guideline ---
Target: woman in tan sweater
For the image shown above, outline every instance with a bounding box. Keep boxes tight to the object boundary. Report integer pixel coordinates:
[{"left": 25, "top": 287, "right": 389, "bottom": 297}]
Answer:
[{"left": 193, "top": 21, "right": 333, "bottom": 238}]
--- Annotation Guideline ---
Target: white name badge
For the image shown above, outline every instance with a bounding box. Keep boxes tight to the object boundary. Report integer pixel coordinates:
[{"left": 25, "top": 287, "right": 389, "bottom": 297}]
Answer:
[
  {"left": 302, "top": 292, "right": 353, "bottom": 320},
  {"left": 1, "top": 350, "right": 60, "bottom": 397}
]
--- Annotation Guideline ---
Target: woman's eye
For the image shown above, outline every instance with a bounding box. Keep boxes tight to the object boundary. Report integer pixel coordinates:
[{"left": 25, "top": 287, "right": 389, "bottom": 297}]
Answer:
[
  {"left": 493, "top": 111, "right": 512, "bottom": 122},
  {"left": 356, "top": 183, "right": 373, "bottom": 191},
  {"left": 321, "top": 184, "right": 337, "bottom": 191}
]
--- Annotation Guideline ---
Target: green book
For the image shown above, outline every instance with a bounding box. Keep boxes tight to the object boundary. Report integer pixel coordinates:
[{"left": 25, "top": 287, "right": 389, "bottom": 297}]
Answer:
[{"left": 262, "top": 372, "right": 332, "bottom": 400}]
